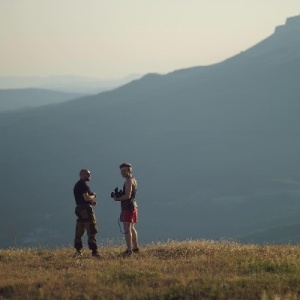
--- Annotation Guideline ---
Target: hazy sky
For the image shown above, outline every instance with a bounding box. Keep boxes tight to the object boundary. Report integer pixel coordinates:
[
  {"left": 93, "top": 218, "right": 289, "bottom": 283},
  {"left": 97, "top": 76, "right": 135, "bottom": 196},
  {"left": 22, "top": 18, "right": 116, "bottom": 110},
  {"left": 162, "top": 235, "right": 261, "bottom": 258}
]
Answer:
[{"left": 1, "top": 0, "right": 299, "bottom": 79}]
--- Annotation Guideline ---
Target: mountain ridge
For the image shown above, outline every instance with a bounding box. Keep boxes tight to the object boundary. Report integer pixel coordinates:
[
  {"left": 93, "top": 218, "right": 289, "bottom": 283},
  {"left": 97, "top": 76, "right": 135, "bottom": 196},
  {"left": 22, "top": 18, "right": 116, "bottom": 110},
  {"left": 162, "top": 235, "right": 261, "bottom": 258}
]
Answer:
[
  {"left": 1, "top": 16, "right": 300, "bottom": 248},
  {"left": 0, "top": 74, "right": 143, "bottom": 94},
  {"left": 0, "top": 88, "right": 84, "bottom": 112}
]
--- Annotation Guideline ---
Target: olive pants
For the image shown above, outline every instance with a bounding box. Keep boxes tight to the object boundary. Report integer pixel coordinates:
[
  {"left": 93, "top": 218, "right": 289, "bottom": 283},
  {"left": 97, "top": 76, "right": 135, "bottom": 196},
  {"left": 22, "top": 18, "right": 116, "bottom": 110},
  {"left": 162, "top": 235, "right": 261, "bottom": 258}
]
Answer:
[{"left": 74, "top": 204, "right": 98, "bottom": 251}]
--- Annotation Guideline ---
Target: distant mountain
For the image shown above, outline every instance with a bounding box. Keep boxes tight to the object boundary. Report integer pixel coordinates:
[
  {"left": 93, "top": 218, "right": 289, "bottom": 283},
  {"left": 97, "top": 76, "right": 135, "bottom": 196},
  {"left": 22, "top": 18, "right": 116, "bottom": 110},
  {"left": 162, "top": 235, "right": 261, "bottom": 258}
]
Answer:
[
  {"left": 1, "top": 16, "right": 300, "bottom": 248},
  {"left": 0, "top": 74, "right": 143, "bottom": 94},
  {"left": 0, "top": 88, "right": 84, "bottom": 112}
]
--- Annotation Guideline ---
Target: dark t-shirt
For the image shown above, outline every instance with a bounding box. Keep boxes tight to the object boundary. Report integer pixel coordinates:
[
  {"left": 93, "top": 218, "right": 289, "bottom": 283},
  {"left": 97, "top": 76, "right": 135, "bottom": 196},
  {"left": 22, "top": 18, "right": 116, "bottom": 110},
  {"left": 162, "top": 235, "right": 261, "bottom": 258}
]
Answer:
[{"left": 73, "top": 179, "right": 91, "bottom": 205}]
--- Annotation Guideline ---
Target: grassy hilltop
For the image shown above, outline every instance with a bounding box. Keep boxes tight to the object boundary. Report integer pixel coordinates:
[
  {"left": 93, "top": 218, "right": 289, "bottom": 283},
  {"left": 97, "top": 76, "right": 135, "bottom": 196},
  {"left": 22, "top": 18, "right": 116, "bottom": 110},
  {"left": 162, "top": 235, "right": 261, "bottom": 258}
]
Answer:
[{"left": 1, "top": 240, "right": 300, "bottom": 299}]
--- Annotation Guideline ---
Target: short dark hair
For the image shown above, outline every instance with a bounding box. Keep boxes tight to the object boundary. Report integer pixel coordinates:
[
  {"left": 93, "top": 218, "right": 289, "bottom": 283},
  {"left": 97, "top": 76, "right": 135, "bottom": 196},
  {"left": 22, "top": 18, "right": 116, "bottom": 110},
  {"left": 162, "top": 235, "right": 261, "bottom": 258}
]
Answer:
[{"left": 79, "top": 169, "right": 90, "bottom": 176}]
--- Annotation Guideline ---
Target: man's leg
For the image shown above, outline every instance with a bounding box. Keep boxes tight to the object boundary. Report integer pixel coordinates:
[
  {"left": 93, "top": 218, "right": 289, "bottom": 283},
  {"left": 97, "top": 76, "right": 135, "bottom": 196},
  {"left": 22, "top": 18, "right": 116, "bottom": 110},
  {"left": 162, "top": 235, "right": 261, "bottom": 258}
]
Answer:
[
  {"left": 74, "top": 220, "right": 85, "bottom": 252},
  {"left": 84, "top": 206, "right": 99, "bottom": 255},
  {"left": 123, "top": 222, "right": 132, "bottom": 251},
  {"left": 131, "top": 223, "right": 138, "bottom": 250},
  {"left": 85, "top": 221, "right": 98, "bottom": 253},
  {"left": 74, "top": 206, "right": 88, "bottom": 252}
]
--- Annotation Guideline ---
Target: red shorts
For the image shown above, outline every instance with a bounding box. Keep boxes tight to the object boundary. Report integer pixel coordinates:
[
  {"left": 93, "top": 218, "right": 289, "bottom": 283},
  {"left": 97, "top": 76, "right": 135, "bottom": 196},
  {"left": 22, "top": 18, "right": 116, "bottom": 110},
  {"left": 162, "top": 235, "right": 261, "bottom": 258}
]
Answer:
[{"left": 120, "top": 208, "right": 138, "bottom": 223}]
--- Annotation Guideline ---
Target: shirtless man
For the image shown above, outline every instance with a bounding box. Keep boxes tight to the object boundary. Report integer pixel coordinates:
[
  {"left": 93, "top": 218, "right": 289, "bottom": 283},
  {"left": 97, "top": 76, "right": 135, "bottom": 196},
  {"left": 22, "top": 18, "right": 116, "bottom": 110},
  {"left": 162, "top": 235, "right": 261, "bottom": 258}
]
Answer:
[{"left": 113, "top": 163, "right": 139, "bottom": 256}]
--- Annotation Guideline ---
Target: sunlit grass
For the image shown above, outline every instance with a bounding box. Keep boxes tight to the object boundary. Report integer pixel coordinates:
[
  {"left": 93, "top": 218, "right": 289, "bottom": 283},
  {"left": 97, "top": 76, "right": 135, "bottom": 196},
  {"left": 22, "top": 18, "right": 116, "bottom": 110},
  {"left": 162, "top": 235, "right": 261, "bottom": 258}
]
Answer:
[{"left": 1, "top": 240, "right": 300, "bottom": 299}]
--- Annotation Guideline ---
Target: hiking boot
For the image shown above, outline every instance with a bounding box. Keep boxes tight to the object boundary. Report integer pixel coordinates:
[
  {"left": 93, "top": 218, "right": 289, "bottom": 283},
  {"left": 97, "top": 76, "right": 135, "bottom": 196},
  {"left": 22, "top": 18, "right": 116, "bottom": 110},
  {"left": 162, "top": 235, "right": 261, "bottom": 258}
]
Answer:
[
  {"left": 132, "top": 248, "right": 140, "bottom": 254},
  {"left": 122, "top": 250, "right": 133, "bottom": 257}
]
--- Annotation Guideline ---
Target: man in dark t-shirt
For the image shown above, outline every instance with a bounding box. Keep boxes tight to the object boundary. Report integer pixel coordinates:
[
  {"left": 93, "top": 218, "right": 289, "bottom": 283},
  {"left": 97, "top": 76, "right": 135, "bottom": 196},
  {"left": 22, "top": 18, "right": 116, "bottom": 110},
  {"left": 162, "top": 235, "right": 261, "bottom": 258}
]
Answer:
[{"left": 73, "top": 169, "right": 99, "bottom": 257}]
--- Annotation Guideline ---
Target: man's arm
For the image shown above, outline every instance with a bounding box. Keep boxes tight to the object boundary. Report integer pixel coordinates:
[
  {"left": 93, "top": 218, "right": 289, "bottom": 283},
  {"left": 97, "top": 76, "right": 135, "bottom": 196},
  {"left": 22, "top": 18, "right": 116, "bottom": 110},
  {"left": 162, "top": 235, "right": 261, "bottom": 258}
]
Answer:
[
  {"left": 114, "top": 179, "right": 132, "bottom": 201},
  {"left": 83, "top": 192, "right": 96, "bottom": 202}
]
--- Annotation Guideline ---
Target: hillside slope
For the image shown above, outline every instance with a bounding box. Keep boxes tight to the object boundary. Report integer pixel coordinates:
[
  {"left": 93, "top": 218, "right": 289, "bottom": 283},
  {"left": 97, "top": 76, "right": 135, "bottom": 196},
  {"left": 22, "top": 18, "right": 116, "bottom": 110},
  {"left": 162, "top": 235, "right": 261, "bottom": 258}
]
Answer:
[
  {"left": 1, "top": 240, "right": 300, "bottom": 299},
  {"left": 0, "top": 16, "right": 300, "bottom": 248}
]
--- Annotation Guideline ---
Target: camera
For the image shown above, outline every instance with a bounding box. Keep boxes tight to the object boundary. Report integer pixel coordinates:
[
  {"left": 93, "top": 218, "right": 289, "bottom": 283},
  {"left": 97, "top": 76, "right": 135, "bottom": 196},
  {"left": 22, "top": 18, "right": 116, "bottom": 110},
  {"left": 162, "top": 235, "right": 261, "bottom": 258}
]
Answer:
[{"left": 111, "top": 187, "right": 124, "bottom": 198}]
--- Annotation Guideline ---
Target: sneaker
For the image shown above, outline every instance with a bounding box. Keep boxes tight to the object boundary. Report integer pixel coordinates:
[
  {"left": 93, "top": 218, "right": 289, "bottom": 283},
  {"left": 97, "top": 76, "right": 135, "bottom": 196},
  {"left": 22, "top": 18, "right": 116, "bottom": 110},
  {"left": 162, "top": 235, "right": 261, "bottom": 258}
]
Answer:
[
  {"left": 92, "top": 251, "right": 101, "bottom": 258},
  {"left": 132, "top": 248, "right": 139, "bottom": 253},
  {"left": 74, "top": 250, "right": 82, "bottom": 257}
]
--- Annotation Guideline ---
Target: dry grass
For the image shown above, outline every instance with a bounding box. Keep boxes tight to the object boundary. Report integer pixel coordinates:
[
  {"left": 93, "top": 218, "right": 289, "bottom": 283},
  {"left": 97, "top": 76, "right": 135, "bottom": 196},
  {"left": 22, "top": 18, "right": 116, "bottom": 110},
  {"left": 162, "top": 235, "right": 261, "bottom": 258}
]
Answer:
[{"left": 1, "top": 240, "right": 300, "bottom": 299}]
